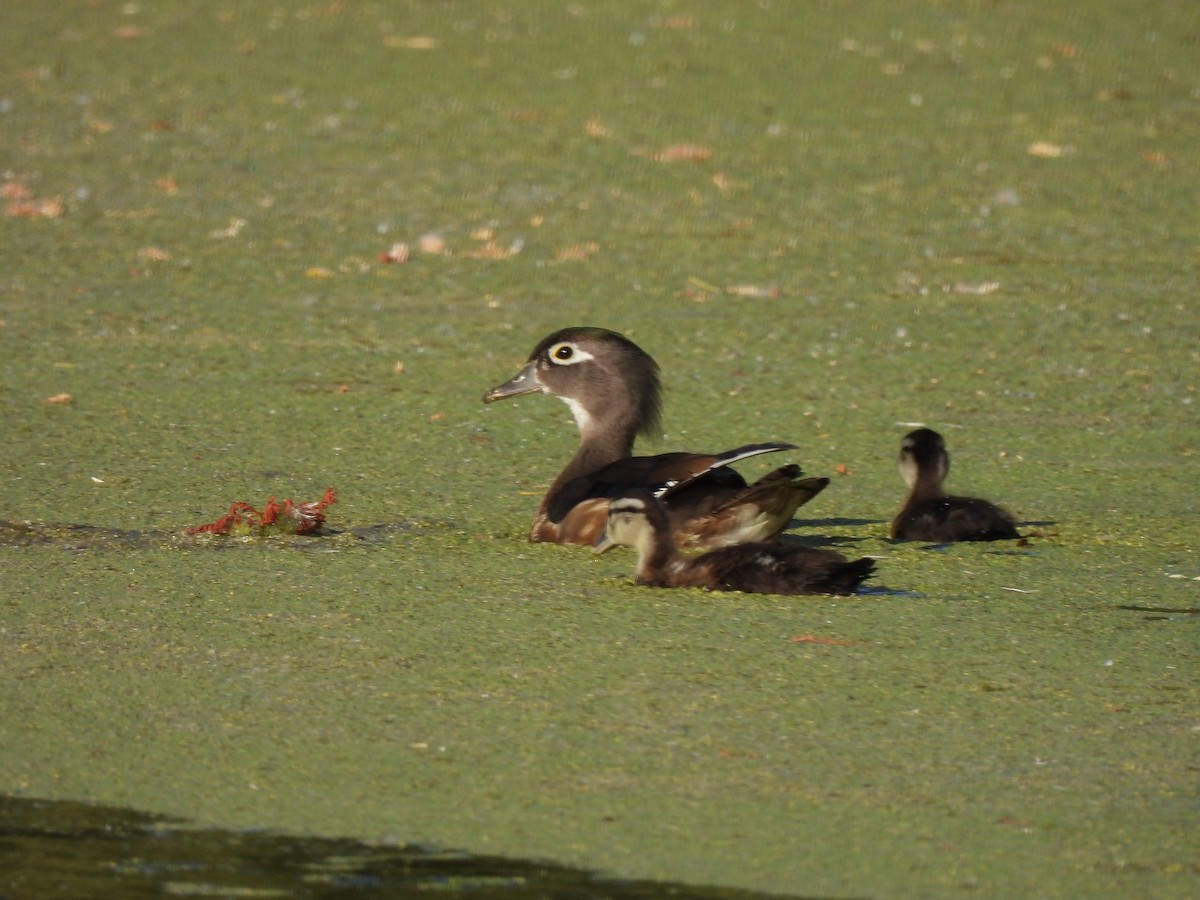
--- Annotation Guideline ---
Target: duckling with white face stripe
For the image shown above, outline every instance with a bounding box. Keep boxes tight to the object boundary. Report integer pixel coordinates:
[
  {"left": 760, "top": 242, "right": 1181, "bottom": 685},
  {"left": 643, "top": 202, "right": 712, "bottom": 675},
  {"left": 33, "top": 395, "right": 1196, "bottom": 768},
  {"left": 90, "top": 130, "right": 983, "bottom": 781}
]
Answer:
[
  {"left": 595, "top": 490, "right": 875, "bottom": 596},
  {"left": 484, "top": 326, "right": 828, "bottom": 548},
  {"left": 890, "top": 427, "right": 1021, "bottom": 542}
]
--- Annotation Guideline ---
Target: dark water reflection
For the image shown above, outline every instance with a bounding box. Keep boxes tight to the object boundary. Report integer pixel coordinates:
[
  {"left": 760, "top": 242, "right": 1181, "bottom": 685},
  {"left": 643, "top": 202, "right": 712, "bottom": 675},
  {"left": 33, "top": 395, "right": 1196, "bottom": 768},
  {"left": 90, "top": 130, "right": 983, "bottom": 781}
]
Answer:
[{"left": 0, "top": 796, "right": 840, "bottom": 900}]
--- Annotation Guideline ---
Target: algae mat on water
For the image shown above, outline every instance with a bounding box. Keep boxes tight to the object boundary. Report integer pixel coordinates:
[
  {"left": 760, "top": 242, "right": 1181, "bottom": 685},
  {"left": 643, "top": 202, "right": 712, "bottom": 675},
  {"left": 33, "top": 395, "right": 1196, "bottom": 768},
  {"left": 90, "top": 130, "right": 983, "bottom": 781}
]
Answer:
[{"left": 1, "top": 1, "right": 1197, "bottom": 897}]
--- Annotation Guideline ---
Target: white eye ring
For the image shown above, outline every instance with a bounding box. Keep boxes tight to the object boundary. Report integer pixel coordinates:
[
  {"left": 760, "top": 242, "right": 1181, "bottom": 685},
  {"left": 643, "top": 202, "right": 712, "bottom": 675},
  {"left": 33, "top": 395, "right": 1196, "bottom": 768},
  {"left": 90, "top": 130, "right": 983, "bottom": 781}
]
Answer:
[{"left": 547, "top": 342, "right": 594, "bottom": 365}]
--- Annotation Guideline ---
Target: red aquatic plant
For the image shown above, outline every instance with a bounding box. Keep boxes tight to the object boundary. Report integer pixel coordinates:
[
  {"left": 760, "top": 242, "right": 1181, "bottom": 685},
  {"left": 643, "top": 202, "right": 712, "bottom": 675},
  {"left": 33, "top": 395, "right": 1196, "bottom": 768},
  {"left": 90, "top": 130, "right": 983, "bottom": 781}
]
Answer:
[{"left": 187, "top": 488, "right": 337, "bottom": 536}]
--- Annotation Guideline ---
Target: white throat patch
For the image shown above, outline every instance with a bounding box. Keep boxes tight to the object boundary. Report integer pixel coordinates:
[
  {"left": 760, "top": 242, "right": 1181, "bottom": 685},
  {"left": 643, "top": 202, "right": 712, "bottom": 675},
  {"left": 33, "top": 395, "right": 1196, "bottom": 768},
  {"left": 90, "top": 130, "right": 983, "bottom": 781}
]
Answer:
[{"left": 558, "top": 395, "right": 594, "bottom": 432}]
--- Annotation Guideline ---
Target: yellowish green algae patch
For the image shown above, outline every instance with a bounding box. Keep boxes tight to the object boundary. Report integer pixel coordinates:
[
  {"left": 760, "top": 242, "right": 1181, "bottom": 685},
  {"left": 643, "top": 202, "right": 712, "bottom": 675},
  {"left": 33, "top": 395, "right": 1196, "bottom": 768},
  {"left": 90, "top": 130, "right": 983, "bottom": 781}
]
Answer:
[{"left": 2, "top": 2, "right": 1198, "bottom": 897}]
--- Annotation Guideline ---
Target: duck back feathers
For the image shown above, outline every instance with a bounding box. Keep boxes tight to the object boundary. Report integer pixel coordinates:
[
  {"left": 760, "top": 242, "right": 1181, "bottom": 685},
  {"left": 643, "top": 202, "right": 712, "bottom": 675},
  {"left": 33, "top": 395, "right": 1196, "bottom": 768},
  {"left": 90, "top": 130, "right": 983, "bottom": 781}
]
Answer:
[{"left": 600, "top": 490, "right": 873, "bottom": 596}]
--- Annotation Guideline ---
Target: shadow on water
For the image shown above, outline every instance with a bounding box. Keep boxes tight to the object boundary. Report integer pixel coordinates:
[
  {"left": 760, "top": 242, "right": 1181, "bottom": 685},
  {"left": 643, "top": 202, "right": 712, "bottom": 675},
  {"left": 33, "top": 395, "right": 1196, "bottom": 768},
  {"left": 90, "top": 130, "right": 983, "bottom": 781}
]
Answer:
[
  {"left": 855, "top": 585, "right": 921, "bottom": 599},
  {"left": 0, "top": 520, "right": 444, "bottom": 552},
  {"left": 789, "top": 518, "right": 883, "bottom": 531},
  {"left": 0, "top": 796, "right": 850, "bottom": 900},
  {"left": 1113, "top": 604, "right": 1200, "bottom": 620}
]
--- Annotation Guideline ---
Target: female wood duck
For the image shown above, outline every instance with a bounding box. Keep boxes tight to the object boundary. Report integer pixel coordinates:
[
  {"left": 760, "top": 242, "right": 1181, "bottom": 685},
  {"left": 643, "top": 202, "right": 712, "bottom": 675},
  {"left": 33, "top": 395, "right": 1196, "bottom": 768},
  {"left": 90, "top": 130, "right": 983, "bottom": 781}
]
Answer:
[
  {"left": 483, "top": 326, "right": 828, "bottom": 548},
  {"left": 595, "top": 490, "right": 875, "bottom": 595},
  {"left": 890, "top": 428, "right": 1021, "bottom": 542}
]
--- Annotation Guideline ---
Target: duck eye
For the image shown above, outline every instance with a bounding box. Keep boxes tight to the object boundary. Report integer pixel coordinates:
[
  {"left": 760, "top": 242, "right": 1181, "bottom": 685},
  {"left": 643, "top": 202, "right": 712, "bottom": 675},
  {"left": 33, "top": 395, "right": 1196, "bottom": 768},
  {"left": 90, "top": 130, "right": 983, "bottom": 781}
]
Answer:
[{"left": 546, "top": 342, "right": 593, "bottom": 366}]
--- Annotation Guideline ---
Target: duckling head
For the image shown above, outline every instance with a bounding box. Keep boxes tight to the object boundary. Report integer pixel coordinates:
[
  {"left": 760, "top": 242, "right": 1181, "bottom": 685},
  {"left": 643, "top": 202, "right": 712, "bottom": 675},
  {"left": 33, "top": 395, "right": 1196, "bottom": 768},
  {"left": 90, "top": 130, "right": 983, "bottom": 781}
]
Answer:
[
  {"left": 593, "top": 490, "right": 668, "bottom": 557},
  {"left": 898, "top": 427, "right": 950, "bottom": 490}
]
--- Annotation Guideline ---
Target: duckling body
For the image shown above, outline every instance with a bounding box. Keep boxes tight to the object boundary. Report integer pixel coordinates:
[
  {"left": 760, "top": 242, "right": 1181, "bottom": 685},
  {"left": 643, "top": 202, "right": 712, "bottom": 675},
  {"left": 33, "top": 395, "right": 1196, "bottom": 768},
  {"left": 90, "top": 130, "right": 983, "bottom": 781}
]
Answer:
[
  {"left": 890, "top": 428, "right": 1020, "bottom": 542},
  {"left": 597, "top": 490, "right": 874, "bottom": 596},
  {"left": 485, "top": 327, "right": 827, "bottom": 548}
]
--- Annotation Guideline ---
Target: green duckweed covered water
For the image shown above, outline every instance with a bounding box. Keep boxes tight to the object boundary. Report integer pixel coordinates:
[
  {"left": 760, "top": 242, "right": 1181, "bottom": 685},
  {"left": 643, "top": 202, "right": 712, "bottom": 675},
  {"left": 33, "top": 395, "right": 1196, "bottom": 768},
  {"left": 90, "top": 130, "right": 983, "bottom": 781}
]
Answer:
[{"left": 1, "top": 2, "right": 1197, "bottom": 897}]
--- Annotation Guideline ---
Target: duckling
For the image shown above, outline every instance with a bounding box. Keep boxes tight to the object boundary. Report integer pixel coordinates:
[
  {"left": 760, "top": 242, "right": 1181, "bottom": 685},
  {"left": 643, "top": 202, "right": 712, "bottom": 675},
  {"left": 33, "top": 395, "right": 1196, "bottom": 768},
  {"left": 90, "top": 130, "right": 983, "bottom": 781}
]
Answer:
[
  {"left": 890, "top": 427, "right": 1020, "bottom": 542},
  {"left": 484, "top": 326, "right": 828, "bottom": 548},
  {"left": 595, "top": 490, "right": 875, "bottom": 596}
]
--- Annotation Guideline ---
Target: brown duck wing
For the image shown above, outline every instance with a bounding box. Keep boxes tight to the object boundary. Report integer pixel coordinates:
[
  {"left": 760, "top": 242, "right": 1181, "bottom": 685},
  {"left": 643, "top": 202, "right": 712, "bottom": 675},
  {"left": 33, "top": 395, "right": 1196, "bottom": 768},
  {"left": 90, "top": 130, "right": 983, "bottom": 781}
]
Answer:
[
  {"left": 545, "top": 442, "right": 796, "bottom": 524},
  {"left": 672, "top": 466, "right": 829, "bottom": 548},
  {"left": 654, "top": 443, "right": 797, "bottom": 496}
]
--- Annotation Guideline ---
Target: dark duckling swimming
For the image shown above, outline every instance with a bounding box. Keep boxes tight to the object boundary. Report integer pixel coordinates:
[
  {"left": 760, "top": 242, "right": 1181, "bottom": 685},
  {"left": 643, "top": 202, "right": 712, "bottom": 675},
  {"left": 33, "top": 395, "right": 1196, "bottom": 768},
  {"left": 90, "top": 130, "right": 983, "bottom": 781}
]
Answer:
[
  {"left": 890, "top": 427, "right": 1020, "bottom": 542},
  {"left": 596, "top": 490, "right": 875, "bottom": 596},
  {"left": 484, "top": 326, "right": 828, "bottom": 549}
]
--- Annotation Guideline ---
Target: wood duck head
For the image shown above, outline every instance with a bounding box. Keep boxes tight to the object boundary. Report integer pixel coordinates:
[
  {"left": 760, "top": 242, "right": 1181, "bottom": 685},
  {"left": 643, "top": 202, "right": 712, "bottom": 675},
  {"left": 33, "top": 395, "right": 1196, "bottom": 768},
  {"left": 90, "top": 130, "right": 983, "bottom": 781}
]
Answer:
[
  {"left": 485, "top": 327, "right": 828, "bottom": 548},
  {"left": 483, "top": 326, "right": 661, "bottom": 464},
  {"left": 891, "top": 427, "right": 1020, "bottom": 542}
]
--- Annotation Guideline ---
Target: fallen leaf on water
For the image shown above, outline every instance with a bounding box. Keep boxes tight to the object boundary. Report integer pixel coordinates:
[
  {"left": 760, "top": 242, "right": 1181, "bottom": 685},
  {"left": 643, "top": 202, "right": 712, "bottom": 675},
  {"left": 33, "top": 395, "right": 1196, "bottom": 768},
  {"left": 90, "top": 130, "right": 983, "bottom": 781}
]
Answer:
[
  {"left": 949, "top": 282, "right": 1001, "bottom": 295},
  {"left": 649, "top": 15, "right": 696, "bottom": 29},
  {"left": 418, "top": 233, "right": 448, "bottom": 255},
  {"left": 654, "top": 144, "right": 712, "bottom": 162},
  {"left": 467, "top": 240, "right": 522, "bottom": 260},
  {"left": 556, "top": 241, "right": 600, "bottom": 261},
  {"left": 718, "top": 748, "right": 760, "bottom": 759},
  {"left": 383, "top": 35, "right": 439, "bottom": 49},
  {"left": 210, "top": 218, "right": 246, "bottom": 238},
  {"left": 726, "top": 284, "right": 780, "bottom": 299},
  {"left": 711, "top": 172, "right": 736, "bottom": 192},
  {"left": 505, "top": 109, "right": 549, "bottom": 123},
  {"left": 379, "top": 242, "right": 410, "bottom": 264},
  {"left": 1027, "top": 141, "right": 1068, "bottom": 158},
  {"left": 6, "top": 197, "right": 64, "bottom": 219}
]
